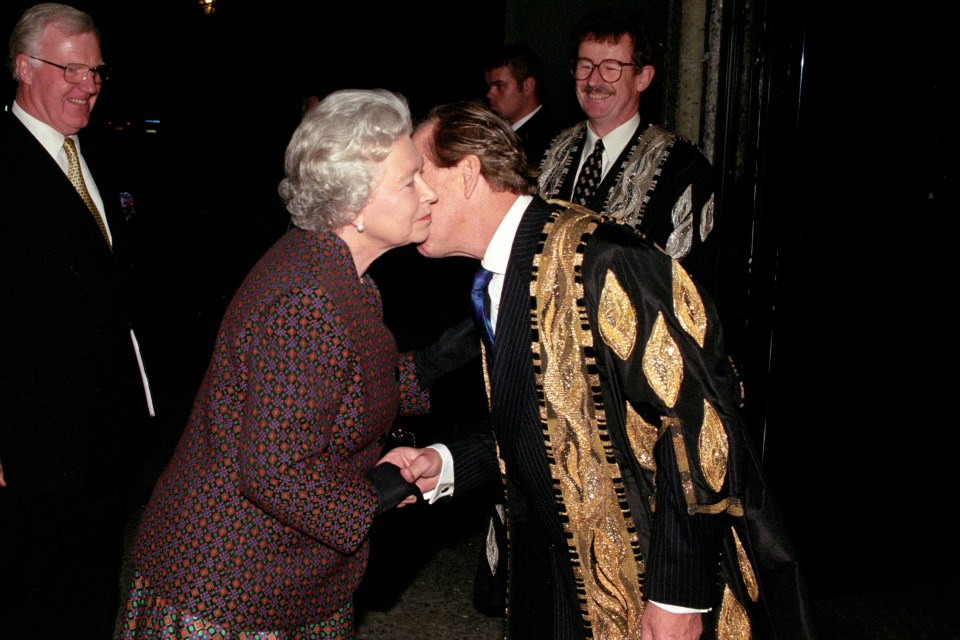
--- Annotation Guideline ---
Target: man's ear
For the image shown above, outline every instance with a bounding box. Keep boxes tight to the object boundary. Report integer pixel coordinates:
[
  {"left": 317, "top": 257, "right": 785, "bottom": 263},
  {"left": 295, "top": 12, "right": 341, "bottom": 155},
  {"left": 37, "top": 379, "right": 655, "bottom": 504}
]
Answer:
[
  {"left": 459, "top": 154, "right": 483, "bottom": 198},
  {"left": 15, "top": 54, "right": 33, "bottom": 84},
  {"left": 635, "top": 64, "right": 656, "bottom": 93},
  {"left": 522, "top": 76, "right": 536, "bottom": 96}
]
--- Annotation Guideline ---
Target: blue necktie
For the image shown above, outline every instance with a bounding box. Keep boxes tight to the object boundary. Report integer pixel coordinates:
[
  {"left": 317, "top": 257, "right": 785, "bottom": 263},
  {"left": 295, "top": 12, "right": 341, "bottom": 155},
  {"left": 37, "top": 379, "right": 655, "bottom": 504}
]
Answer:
[{"left": 471, "top": 267, "right": 495, "bottom": 348}]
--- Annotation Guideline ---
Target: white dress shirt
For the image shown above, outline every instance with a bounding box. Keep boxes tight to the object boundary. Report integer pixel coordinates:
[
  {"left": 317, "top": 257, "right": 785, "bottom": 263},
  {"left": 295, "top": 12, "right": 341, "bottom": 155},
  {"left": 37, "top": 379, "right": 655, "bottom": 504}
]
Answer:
[
  {"left": 480, "top": 194, "right": 530, "bottom": 331},
  {"left": 422, "top": 195, "right": 530, "bottom": 503},
  {"left": 510, "top": 105, "right": 542, "bottom": 131},
  {"left": 573, "top": 111, "right": 642, "bottom": 186}
]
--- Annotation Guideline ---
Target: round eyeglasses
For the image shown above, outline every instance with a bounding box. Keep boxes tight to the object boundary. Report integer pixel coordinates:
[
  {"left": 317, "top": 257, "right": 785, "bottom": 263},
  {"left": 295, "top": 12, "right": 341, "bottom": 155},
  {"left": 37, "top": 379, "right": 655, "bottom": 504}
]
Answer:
[
  {"left": 571, "top": 57, "right": 639, "bottom": 83},
  {"left": 29, "top": 56, "right": 110, "bottom": 84}
]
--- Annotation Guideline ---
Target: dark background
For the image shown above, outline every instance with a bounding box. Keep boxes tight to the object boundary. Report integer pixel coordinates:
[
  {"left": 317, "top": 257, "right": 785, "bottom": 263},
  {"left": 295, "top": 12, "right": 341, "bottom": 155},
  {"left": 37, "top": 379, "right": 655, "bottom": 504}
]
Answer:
[
  {"left": 2, "top": 0, "right": 509, "bottom": 447},
  {"left": 3, "top": 0, "right": 959, "bottom": 634}
]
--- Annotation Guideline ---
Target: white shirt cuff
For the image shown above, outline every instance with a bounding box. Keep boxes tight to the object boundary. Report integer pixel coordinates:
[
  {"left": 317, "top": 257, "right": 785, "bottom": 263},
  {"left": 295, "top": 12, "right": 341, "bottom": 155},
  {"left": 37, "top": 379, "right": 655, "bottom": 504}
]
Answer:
[
  {"left": 420, "top": 443, "right": 454, "bottom": 504},
  {"left": 647, "top": 600, "right": 710, "bottom": 614}
]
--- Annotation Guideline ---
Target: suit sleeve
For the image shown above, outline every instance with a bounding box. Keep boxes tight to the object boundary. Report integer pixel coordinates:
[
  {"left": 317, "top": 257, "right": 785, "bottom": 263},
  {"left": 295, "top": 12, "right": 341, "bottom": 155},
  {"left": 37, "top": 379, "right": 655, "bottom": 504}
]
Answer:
[
  {"left": 595, "top": 241, "right": 737, "bottom": 609},
  {"left": 236, "top": 286, "right": 380, "bottom": 554},
  {"left": 442, "top": 431, "right": 501, "bottom": 496}
]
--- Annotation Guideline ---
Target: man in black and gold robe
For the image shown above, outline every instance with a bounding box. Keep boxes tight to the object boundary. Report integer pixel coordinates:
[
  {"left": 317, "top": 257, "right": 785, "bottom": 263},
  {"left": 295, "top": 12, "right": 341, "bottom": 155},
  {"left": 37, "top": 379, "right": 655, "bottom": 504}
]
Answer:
[{"left": 389, "top": 102, "right": 813, "bottom": 640}]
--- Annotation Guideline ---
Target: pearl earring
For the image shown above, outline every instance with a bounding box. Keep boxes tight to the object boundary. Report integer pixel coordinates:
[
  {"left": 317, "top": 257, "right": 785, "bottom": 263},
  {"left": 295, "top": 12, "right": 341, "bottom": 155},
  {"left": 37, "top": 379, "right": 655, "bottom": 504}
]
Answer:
[{"left": 356, "top": 222, "right": 365, "bottom": 233}]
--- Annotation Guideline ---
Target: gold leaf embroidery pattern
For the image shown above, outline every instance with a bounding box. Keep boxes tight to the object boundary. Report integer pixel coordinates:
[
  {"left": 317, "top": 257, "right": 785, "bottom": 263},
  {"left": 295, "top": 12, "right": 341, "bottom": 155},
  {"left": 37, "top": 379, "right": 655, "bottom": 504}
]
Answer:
[
  {"left": 641, "top": 313, "right": 683, "bottom": 408},
  {"left": 717, "top": 584, "right": 751, "bottom": 640},
  {"left": 732, "top": 527, "right": 759, "bottom": 602},
  {"left": 672, "top": 261, "right": 706, "bottom": 348},
  {"left": 598, "top": 270, "right": 637, "bottom": 361},
  {"left": 532, "top": 208, "right": 645, "bottom": 639},
  {"left": 699, "top": 400, "right": 728, "bottom": 492},
  {"left": 625, "top": 403, "right": 658, "bottom": 473}
]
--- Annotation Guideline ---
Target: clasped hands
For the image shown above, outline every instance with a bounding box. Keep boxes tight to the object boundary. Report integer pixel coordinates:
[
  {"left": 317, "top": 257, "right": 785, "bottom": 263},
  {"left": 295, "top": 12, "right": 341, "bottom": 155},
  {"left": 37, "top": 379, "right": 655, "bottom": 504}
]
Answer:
[
  {"left": 372, "top": 447, "right": 705, "bottom": 640},
  {"left": 376, "top": 446, "right": 442, "bottom": 507}
]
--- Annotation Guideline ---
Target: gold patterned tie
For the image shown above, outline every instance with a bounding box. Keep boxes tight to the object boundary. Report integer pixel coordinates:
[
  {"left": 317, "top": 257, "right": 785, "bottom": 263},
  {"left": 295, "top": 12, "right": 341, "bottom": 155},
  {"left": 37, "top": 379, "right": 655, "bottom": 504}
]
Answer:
[{"left": 62, "top": 137, "right": 111, "bottom": 249}]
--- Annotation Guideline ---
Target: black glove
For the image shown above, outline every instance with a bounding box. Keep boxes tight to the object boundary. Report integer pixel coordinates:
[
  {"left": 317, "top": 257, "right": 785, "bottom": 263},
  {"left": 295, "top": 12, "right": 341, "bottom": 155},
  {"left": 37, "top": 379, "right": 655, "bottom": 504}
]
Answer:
[
  {"left": 366, "top": 463, "right": 421, "bottom": 515},
  {"left": 412, "top": 317, "right": 481, "bottom": 389}
]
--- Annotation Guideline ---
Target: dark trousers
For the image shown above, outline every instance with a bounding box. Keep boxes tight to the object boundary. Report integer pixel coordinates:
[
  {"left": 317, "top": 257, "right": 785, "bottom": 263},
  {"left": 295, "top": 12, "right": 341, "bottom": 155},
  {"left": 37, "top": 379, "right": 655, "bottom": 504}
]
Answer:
[
  {"left": 0, "top": 489, "right": 126, "bottom": 639},
  {"left": 503, "top": 486, "right": 586, "bottom": 640}
]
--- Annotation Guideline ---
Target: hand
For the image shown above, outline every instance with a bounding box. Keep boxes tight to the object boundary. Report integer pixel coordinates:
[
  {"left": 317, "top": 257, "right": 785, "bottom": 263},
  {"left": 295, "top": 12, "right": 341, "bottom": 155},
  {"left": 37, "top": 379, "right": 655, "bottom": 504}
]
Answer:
[
  {"left": 378, "top": 446, "right": 442, "bottom": 495},
  {"left": 640, "top": 604, "right": 702, "bottom": 640},
  {"left": 365, "top": 463, "right": 421, "bottom": 515}
]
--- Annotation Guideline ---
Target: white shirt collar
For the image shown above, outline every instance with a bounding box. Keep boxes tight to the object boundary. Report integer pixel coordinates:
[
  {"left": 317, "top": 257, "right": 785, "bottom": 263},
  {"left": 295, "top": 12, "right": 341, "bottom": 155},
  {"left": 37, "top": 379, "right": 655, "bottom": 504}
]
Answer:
[
  {"left": 511, "top": 104, "right": 542, "bottom": 131},
  {"left": 481, "top": 194, "right": 531, "bottom": 275},
  {"left": 480, "top": 194, "right": 531, "bottom": 332},
  {"left": 12, "top": 99, "right": 109, "bottom": 235},
  {"left": 582, "top": 112, "right": 641, "bottom": 179},
  {"left": 12, "top": 100, "right": 75, "bottom": 159}
]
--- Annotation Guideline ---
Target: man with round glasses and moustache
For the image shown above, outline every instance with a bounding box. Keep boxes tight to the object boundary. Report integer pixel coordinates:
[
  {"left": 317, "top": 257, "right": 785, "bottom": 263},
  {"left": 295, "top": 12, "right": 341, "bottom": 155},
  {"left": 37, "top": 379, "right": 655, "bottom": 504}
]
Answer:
[
  {"left": 0, "top": 3, "right": 155, "bottom": 637},
  {"left": 539, "top": 7, "right": 718, "bottom": 291}
]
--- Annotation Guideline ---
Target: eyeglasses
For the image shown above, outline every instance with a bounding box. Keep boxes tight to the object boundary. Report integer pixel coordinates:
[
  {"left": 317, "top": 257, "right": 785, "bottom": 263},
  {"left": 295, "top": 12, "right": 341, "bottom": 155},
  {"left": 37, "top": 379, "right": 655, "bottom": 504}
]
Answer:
[
  {"left": 571, "top": 57, "right": 639, "bottom": 83},
  {"left": 29, "top": 56, "right": 110, "bottom": 84}
]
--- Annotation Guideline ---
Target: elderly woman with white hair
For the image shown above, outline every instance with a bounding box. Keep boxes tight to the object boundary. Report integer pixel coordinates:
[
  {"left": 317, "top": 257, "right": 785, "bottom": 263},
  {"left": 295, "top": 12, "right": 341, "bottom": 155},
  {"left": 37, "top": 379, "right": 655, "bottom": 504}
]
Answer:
[{"left": 120, "top": 88, "right": 438, "bottom": 638}]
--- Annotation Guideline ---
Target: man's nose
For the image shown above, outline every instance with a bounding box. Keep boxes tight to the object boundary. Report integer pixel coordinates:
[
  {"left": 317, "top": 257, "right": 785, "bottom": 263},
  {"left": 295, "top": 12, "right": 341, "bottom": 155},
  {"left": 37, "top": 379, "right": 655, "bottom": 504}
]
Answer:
[
  {"left": 77, "top": 71, "right": 99, "bottom": 94},
  {"left": 586, "top": 66, "right": 605, "bottom": 85}
]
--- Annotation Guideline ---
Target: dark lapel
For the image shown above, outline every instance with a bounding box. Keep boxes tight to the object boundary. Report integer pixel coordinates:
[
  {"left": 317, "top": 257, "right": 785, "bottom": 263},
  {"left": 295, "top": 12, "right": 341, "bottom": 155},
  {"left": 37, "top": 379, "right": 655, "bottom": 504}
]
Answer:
[
  {"left": 489, "top": 197, "right": 554, "bottom": 440},
  {"left": 1, "top": 113, "right": 115, "bottom": 262}
]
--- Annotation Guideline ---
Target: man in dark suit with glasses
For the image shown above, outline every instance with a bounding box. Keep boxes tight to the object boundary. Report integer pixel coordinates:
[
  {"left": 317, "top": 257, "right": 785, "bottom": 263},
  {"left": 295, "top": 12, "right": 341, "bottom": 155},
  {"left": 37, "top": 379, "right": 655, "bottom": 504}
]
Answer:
[{"left": 0, "top": 3, "right": 154, "bottom": 637}]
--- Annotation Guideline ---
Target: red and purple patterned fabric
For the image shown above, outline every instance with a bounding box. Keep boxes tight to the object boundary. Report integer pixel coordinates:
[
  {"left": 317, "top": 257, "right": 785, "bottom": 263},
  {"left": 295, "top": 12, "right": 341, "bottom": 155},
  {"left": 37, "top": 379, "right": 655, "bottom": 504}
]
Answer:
[{"left": 121, "top": 228, "right": 427, "bottom": 636}]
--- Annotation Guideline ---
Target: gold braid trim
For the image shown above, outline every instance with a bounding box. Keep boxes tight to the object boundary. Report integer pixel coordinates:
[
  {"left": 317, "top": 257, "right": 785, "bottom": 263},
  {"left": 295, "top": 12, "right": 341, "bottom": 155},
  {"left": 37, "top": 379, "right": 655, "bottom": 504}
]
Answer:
[
  {"left": 531, "top": 206, "right": 644, "bottom": 639},
  {"left": 479, "top": 341, "right": 507, "bottom": 478}
]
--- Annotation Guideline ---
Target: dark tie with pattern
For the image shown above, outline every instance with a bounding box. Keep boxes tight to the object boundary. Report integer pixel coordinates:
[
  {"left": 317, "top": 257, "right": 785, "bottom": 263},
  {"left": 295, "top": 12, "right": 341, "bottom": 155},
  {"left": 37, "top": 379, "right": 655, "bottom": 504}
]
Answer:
[
  {"left": 471, "top": 267, "right": 495, "bottom": 348},
  {"left": 571, "top": 138, "right": 604, "bottom": 206},
  {"left": 62, "top": 137, "right": 111, "bottom": 249}
]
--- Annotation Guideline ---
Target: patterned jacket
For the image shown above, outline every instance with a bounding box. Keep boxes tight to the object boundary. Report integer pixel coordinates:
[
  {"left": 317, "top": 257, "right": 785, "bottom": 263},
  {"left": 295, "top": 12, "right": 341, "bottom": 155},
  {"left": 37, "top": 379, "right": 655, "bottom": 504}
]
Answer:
[
  {"left": 129, "top": 228, "right": 427, "bottom": 631},
  {"left": 539, "top": 121, "right": 717, "bottom": 289}
]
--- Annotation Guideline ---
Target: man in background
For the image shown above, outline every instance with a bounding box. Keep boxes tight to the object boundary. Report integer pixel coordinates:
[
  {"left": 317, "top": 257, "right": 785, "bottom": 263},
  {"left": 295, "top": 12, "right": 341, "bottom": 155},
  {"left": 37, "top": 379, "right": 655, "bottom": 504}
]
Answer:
[
  {"left": 0, "top": 3, "right": 154, "bottom": 636},
  {"left": 484, "top": 42, "right": 565, "bottom": 166},
  {"left": 539, "top": 8, "right": 718, "bottom": 290}
]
